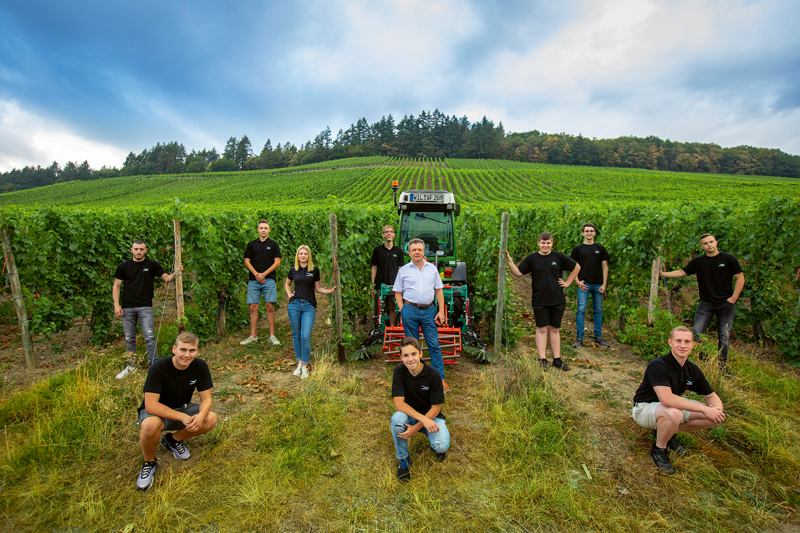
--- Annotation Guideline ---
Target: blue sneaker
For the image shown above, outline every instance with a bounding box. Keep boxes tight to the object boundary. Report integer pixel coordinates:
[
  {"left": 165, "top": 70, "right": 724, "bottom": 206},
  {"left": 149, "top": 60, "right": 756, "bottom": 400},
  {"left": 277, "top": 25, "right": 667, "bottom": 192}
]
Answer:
[{"left": 397, "top": 456, "right": 413, "bottom": 482}]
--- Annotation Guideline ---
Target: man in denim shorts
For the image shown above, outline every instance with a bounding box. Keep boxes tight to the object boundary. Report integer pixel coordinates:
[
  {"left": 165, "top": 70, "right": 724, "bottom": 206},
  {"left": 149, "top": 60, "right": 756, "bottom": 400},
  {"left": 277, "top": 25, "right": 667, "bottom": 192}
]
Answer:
[
  {"left": 113, "top": 240, "right": 181, "bottom": 379},
  {"left": 241, "top": 219, "right": 282, "bottom": 345},
  {"left": 136, "top": 332, "right": 217, "bottom": 490},
  {"left": 632, "top": 326, "right": 726, "bottom": 474}
]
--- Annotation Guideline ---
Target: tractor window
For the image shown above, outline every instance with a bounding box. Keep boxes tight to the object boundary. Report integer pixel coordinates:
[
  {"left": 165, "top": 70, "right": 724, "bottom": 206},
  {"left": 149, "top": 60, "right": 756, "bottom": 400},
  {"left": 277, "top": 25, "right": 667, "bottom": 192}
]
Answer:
[{"left": 399, "top": 211, "right": 455, "bottom": 257}]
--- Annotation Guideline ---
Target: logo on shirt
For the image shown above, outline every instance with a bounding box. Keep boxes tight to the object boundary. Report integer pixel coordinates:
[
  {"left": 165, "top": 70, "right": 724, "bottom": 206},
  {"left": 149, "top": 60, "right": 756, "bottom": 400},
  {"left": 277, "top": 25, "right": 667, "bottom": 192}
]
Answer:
[
  {"left": 143, "top": 268, "right": 149, "bottom": 272},
  {"left": 686, "top": 380, "right": 693, "bottom": 386},
  {"left": 421, "top": 385, "right": 429, "bottom": 391},
  {"left": 306, "top": 272, "right": 314, "bottom": 277},
  {"left": 189, "top": 379, "right": 197, "bottom": 385},
  {"left": 718, "top": 263, "right": 725, "bottom": 267},
  {"left": 551, "top": 261, "right": 557, "bottom": 266},
  {"left": 594, "top": 250, "right": 600, "bottom": 254}
]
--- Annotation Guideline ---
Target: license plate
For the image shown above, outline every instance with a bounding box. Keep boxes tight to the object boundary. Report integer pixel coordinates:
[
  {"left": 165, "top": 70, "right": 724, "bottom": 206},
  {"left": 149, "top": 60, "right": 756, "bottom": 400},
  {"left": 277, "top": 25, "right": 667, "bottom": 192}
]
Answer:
[{"left": 411, "top": 193, "right": 444, "bottom": 202}]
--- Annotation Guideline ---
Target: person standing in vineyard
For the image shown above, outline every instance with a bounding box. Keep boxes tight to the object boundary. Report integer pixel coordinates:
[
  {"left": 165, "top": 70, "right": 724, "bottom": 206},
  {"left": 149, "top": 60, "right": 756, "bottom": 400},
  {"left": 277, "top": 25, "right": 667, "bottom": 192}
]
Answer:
[
  {"left": 660, "top": 233, "right": 744, "bottom": 373},
  {"left": 371, "top": 225, "right": 403, "bottom": 327},
  {"left": 570, "top": 223, "right": 611, "bottom": 348},
  {"left": 505, "top": 232, "right": 581, "bottom": 371},
  {"left": 113, "top": 240, "right": 182, "bottom": 380},
  {"left": 284, "top": 245, "right": 336, "bottom": 379},
  {"left": 241, "top": 220, "right": 282, "bottom": 346},
  {"left": 394, "top": 238, "right": 450, "bottom": 392}
]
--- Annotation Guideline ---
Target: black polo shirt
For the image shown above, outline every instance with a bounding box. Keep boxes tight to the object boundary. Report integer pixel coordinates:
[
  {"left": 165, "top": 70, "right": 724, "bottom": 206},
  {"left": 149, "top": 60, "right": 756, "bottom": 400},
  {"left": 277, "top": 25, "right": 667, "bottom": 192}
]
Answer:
[
  {"left": 633, "top": 351, "right": 714, "bottom": 404},
  {"left": 244, "top": 238, "right": 281, "bottom": 281},
  {"left": 391, "top": 362, "right": 445, "bottom": 420},
  {"left": 114, "top": 258, "right": 166, "bottom": 308},
  {"left": 138, "top": 357, "right": 213, "bottom": 415},
  {"left": 517, "top": 251, "right": 577, "bottom": 306},
  {"left": 371, "top": 244, "right": 404, "bottom": 290}
]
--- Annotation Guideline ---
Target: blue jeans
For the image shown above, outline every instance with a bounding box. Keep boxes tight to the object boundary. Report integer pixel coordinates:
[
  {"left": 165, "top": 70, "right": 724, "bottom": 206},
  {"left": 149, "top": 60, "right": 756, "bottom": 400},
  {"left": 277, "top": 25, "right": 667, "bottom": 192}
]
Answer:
[
  {"left": 122, "top": 307, "right": 157, "bottom": 366},
  {"left": 576, "top": 283, "right": 604, "bottom": 339},
  {"left": 401, "top": 304, "right": 445, "bottom": 379},
  {"left": 390, "top": 411, "right": 450, "bottom": 460},
  {"left": 287, "top": 299, "right": 316, "bottom": 364},
  {"left": 246, "top": 279, "right": 277, "bottom": 304},
  {"left": 693, "top": 300, "right": 736, "bottom": 361}
]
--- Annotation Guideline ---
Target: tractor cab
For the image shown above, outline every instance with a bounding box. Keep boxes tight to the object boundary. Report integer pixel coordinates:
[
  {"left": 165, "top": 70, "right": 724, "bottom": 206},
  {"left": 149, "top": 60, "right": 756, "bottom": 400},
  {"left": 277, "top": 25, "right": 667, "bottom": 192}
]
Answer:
[{"left": 396, "top": 190, "right": 467, "bottom": 284}]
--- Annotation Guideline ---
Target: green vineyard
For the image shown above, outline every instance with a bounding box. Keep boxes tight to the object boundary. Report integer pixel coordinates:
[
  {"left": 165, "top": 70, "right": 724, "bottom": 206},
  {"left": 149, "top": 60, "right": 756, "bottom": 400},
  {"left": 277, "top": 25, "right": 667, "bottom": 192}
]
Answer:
[
  {"left": 1, "top": 157, "right": 797, "bottom": 208},
  {"left": 1, "top": 157, "right": 799, "bottom": 362}
]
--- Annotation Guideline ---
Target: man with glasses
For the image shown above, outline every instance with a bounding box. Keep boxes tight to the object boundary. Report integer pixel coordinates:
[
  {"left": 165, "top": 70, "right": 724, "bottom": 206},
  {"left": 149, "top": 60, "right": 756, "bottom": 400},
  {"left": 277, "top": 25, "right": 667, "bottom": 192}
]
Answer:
[
  {"left": 570, "top": 223, "right": 611, "bottom": 348},
  {"left": 371, "top": 225, "right": 404, "bottom": 326}
]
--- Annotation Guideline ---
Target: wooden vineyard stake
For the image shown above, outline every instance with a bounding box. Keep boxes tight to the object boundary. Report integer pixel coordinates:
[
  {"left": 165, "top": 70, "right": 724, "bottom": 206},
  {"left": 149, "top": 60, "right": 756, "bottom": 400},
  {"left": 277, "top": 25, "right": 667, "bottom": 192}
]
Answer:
[
  {"left": 173, "top": 219, "right": 185, "bottom": 332},
  {"left": 494, "top": 212, "right": 510, "bottom": 357},
  {"left": 1, "top": 226, "right": 35, "bottom": 370},
  {"left": 647, "top": 252, "right": 662, "bottom": 327},
  {"left": 329, "top": 214, "right": 345, "bottom": 362}
]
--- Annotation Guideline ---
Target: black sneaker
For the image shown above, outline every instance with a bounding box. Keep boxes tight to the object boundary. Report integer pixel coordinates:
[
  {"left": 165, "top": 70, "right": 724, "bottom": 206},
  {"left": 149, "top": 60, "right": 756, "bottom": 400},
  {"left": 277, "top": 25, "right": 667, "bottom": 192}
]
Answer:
[
  {"left": 431, "top": 446, "right": 447, "bottom": 462},
  {"left": 136, "top": 460, "right": 158, "bottom": 490},
  {"left": 649, "top": 444, "right": 675, "bottom": 474},
  {"left": 552, "top": 358, "right": 570, "bottom": 371},
  {"left": 651, "top": 429, "right": 686, "bottom": 454},
  {"left": 397, "top": 456, "right": 412, "bottom": 482},
  {"left": 539, "top": 358, "right": 549, "bottom": 371},
  {"left": 572, "top": 338, "right": 583, "bottom": 348},
  {"left": 594, "top": 337, "right": 610, "bottom": 348}
]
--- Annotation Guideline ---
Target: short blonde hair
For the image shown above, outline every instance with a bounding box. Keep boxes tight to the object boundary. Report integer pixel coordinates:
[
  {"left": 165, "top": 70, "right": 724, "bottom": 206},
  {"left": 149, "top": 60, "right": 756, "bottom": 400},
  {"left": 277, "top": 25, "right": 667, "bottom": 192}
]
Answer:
[
  {"left": 294, "top": 245, "right": 314, "bottom": 271},
  {"left": 669, "top": 326, "right": 692, "bottom": 340},
  {"left": 174, "top": 331, "right": 199, "bottom": 346}
]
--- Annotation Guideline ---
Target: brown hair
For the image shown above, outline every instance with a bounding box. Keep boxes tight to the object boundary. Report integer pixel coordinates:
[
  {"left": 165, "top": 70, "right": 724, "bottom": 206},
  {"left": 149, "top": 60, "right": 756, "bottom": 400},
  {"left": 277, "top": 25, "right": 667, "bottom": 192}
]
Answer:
[
  {"left": 538, "top": 232, "right": 552, "bottom": 242},
  {"left": 699, "top": 233, "right": 714, "bottom": 241},
  {"left": 400, "top": 337, "right": 421, "bottom": 351},
  {"left": 258, "top": 219, "right": 269, "bottom": 227},
  {"left": 582, "top": 223, "right": 596, "bottom": 232},
  {"left": 174, "top": 331, "right": 200, "bottom": 346}
]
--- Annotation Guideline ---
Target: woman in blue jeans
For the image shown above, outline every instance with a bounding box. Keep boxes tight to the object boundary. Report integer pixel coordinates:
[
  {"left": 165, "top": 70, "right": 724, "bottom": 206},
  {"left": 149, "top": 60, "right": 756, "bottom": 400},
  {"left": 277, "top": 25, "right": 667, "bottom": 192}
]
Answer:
[{"left": 284, "top": 245, "right": 336, "bottom": 379}]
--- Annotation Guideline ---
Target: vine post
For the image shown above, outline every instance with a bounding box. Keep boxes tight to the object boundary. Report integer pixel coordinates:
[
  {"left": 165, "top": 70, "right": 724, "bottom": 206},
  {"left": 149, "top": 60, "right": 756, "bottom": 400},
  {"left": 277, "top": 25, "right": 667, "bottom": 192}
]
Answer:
[
  {"left": 647, "top": 250, "right": 662, "bottom": 327},
  {"left": 493, "top": 212, "right": 510, "bottom": 357},
  {"left": 173, "top": 218, "right": 185, "bottom": 330},
  {"left": 329, "top": 213, "right": 344, "bottom": 362},
  {"left": 1, "top": 226, "right": 35, "bottom": 369}
]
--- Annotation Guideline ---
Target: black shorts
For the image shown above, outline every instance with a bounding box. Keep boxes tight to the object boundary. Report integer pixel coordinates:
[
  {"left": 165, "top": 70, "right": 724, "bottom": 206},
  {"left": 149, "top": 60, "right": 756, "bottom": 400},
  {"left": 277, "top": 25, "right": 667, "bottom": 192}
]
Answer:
[
  {"left": 374, "top": 292, "right": 397, "bottom": 314},
  {"left": 533, "top": 304, "right": 566, "bottom": 328}
]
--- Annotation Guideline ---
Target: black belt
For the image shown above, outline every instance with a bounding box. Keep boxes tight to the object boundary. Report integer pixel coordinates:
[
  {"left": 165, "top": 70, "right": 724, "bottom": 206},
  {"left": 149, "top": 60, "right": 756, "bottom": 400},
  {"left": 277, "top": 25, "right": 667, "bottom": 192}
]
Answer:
[{"left": 403, "top": 299, "right": 433, "bottom": 309}]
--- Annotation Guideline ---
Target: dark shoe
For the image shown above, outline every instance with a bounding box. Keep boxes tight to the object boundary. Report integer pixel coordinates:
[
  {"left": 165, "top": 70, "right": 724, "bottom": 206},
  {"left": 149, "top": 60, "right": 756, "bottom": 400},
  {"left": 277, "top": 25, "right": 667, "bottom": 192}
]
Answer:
[
  {"left": 650, "top": 444, "right": 675, "bottom": 474},
  {"left": 651, "top": 429, "right": 686, "bottom": 454},
  {"left": 552, "top": 358, "right": 570, "bottom": 371},
  {"left": 539, "top": 358, "right": 549, "bottom": 371},
  {"left": 594, "top": 337, "right": 610, "bottom": 348},
  {"left": 431, "top": 446, "right": 447, "bottom": 462},
  {"left": 397, "top": 456, "right": 412, "bottom": 482},
  {"left": 719, "top": 360, "right": 732, "bottom": 376},
  {"left": 572, "top": 338, "right": 583, "bottom": 348}
]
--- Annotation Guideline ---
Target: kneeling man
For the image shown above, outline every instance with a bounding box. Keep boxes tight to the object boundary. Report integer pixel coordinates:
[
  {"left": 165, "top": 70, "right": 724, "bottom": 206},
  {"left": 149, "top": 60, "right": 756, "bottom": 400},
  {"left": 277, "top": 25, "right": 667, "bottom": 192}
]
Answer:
[
  {"left": 390, "top": 337, "right": 450, "bottom": 482},
  {"left": 632, "top": 326, "right": 725, "bottom": 474},
  {"left": 136, "top": 331, "right": 218, "bottom": 490}
]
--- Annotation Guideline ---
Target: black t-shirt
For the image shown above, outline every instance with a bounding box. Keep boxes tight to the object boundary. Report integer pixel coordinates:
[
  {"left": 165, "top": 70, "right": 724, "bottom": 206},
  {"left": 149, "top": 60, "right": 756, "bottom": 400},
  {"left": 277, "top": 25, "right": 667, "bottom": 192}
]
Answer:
[
  {"left": 287, "top": 266, "right": 321, "bottom": 307},
  {"left": 682, "top": 252, "right": 743, "bottom": 304},
  {"left": 371, "top": 244, "right": 404, "bottom": 290},
  {"left": 517, "top": 251, "right": 578, "bottom": 306},
  {"left": 244, "top": 238, "right": 281, "bottom": 281},
  {"left": 570, "top": 243, "right": 610, "bottom": 285},
  {"left": 633, "top": 352, "right": 714, "bottom": 404},
  {"left": 391, "top": 362, "right": 445, "bottom": 420},
  {"left": 138, "top": 356, "right": 213, "bottom": 415},
  {"left": 114, "top": 258, "right": 166, "bottom": 308}
]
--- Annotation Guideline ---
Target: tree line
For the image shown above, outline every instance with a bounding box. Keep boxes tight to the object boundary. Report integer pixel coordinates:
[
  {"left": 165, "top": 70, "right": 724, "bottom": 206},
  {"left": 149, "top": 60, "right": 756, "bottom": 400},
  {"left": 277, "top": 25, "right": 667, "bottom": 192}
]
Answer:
[{"left": 2, "top": 109, "right": 799, "bottom": 192}]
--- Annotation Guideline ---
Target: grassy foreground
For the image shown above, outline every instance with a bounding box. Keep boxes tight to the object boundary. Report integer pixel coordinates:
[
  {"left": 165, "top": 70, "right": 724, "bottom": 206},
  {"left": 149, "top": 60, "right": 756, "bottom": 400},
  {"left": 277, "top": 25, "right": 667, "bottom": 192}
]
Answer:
[{"left": 1, "top": 336, "right": 799, "bottom": 532}]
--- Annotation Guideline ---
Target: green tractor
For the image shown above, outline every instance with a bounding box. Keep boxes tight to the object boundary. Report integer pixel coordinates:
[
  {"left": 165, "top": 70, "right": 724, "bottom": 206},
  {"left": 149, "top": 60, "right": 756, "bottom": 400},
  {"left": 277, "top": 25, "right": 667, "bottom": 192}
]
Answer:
[{"left": 351, "top": 181, "right": 492, "bottom": 363}]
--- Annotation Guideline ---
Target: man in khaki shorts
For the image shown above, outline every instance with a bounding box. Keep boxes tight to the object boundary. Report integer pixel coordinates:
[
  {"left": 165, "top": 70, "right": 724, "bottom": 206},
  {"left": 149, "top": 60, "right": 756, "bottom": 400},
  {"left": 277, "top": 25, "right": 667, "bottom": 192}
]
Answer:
[{"left": 631, "top": 326, "right": 726, "bottom": 474}]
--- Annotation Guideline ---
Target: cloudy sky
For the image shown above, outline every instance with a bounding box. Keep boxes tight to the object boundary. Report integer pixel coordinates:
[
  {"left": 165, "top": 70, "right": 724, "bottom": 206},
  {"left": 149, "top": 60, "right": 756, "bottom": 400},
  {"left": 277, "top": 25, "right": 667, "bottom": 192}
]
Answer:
[{"left": 1, "top": 0, "right": 798, "bottom": 172}]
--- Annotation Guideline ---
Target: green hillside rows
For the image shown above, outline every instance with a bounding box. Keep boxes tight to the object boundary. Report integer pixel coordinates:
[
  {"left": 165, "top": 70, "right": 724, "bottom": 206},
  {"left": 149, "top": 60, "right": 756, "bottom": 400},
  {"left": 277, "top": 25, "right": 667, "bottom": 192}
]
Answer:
[{"left": 1, "top": 158, "right": 798, "bottom": 208}]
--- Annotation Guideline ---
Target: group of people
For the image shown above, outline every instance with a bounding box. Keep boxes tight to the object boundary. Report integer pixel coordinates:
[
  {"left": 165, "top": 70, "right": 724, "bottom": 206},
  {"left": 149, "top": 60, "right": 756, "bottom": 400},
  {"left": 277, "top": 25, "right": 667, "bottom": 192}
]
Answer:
[{"left": 113, "top": 221, "right": 742, "bottom": 487}]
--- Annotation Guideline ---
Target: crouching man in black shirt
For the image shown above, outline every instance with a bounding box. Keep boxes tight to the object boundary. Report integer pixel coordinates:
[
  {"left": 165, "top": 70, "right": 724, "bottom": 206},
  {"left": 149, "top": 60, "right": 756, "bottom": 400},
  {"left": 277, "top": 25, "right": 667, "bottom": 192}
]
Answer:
[
  {"left": 390, "top": 337, "right": 450, "bottom": 482},
  {"left": 135, "top": 332, "right": 218, "bottom": 490},
  {"left": 632, "top": 326, "right": 725, "bottom": 475}
]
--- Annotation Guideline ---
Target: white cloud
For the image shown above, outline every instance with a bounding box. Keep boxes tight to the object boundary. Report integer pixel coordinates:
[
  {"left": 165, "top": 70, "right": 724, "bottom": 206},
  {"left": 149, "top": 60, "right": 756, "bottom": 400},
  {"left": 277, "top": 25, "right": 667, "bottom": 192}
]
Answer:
[{"left": 0, "top": 100, "right": 128, "bottom": 172}]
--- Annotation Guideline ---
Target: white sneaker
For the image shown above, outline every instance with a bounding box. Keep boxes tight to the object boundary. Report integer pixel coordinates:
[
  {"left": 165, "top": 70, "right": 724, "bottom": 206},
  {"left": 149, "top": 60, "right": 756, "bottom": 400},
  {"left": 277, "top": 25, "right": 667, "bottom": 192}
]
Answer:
[
  {"left": 240, "top": 335, "right": 258, "bottom": 345},
  {"left": 300, "top": 366, "right": 310, "bottom": 379},
  {"left": 115, "top": 365, "right": 137, "bottom": 380},
  {"left": 269, "top": 335, "right": 281, "bottom": 345},
  {"left": 293, "top": 362, "right": 303, "bottom": 376},
  {"left": 136, "top": 461, "right": 158, "bottom": 490}
]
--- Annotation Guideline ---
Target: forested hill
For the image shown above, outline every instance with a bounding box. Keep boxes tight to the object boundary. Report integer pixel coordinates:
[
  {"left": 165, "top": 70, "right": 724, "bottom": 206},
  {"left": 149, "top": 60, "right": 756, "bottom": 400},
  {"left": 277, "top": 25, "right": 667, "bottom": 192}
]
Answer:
[{"left": 2, "top": 109, "right": 799, "bottom": 193}]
